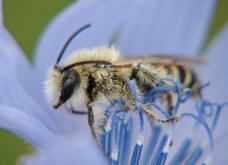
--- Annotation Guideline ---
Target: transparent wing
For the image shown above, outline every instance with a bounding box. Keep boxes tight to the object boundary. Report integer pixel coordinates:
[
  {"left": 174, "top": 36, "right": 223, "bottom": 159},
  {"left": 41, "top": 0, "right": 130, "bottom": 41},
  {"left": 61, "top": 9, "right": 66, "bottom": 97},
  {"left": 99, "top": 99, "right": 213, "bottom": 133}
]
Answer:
[{"left": 112, "top": 54, "right": 204, "bottom": 68}]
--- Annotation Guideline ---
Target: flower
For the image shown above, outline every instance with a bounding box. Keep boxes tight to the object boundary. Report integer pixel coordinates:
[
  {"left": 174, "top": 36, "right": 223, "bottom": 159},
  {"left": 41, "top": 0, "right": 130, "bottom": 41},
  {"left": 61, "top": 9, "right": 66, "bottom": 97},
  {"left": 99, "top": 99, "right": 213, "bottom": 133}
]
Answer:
[{"left": 0, "top": 0, "right": 228, "bottom": 165}]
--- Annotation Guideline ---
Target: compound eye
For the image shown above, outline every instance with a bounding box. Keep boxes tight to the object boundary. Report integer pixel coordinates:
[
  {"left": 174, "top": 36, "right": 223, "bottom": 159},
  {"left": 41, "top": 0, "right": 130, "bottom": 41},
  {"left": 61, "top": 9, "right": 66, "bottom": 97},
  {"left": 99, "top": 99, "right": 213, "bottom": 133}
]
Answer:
[{"left": 53, "top": 70, "right": 80, "bottom": 109}]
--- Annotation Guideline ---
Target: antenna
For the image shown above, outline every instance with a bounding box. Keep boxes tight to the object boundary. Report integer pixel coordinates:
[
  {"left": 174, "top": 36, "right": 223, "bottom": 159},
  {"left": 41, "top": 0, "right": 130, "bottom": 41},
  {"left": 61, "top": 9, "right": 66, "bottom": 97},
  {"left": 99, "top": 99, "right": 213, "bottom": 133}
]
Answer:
[{"left": 55, "top": 24, "right": 91, "bottom": 66}]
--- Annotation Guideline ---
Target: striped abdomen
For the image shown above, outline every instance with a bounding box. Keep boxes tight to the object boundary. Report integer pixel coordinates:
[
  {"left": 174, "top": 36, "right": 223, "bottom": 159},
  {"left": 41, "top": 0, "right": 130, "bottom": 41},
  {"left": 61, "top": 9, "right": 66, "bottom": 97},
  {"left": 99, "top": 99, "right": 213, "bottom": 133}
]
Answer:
[{"left": 162, "top": 65, "right": 199, "bottom": 96}]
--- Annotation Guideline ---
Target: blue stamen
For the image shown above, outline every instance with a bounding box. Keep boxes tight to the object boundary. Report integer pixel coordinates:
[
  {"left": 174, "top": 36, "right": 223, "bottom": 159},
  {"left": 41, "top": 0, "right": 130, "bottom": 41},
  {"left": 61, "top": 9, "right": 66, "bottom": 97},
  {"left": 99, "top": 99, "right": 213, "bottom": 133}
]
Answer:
[
  {"left": 103, "top": 127, "right": 112, "bottom": 156},
  {"left": 170, "top": 138, "right": 192, "bottom": 165},
  {"left": 145, "top": 86, "right": 177, "bottom": 97},
  {"left": 111, "top": 119, "right": 119, "bottom": 164},
  {"left": 103, "top": 100, "right": 123, "bottom": 157},
  {"left": 156, "top": 152, "right": 167, "bottom": 165},
  {"left": 146, "top": 78, "right": 193, "bottom": 115},
  {"left": 111, "top": 100, "right": 125, "bottom": 164},
  {"left": 130, "top": 141, "right": 143, "bottom": 165},
  {"left": 195, "top": 100, "right": 214, "bottom": 118},
  {"left": 201, "top": 155, "right": 212, "bottom": 165},
  {"left": 98, "top": 78, "right": 227, "bottom": 165},
  {"left": 111, "top": 159, "right": 118, "bottom": 165},
  {"left": 211, "top": 102, "right": 228, "bottom": 131},
  {"left": 121, "top": 118, "right": 132, "bottom": 165},
  {"left": 141, "top": 126, "right": 162, "bottom": 165},
  {"left": 157, "top": 122, "right": 174, "bottom": 165},
  {"left": 180, "top": 113, "right": 213, "bottom": 149},
  {"left": 194, "top": 82, "right": 228, "bottom": 132},
  {"left": 118, "top": 121, "right": 125, "bottom": 164},
  {"left": 150, "top": 134, "right": 168, "bottom": 165},
  {"left": 113, "top": 118, "right": 119, "bottom": 147},
  {"left": 173, "top": 90, "right": 183, "bottom": 114},
  {"left": 126, "top": 78, "right": 144, "bottom": 133},
  {"left": 180, "top": 88, "right": 192, "bottom": 103},
  {"left": 198, "top": 82, "right": 210, "bottom": 100},
  {"left": 150, "top": 103, "right": 170, "bottom": 119},
  {"left": 164, "top": 122, "right": 174, "bottom": 150},
  {"left": 145, "top": 78, "right": 179, "bottom": 98},
  {"left": 184, "top": 146, "right": 203, "bottom": 165}
]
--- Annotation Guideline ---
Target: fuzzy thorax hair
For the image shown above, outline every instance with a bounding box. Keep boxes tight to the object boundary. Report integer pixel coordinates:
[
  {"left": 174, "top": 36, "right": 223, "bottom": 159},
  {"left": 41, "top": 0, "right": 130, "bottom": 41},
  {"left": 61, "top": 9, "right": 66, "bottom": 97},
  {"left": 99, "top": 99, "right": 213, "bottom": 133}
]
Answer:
[
  {"left": 63, "top": 46, "right": 119, "bottom": 67},
  {"left": 44, "top": 46, "right": 120, "bottom": 108}
]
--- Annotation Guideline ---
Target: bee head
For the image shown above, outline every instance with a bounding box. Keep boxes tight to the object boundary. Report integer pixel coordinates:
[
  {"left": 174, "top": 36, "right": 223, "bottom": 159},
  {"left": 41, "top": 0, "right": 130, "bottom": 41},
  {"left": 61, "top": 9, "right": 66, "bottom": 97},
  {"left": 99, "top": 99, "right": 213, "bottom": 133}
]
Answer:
[
  {"left": 44, "top": 24, "right": 92, "bottom": 109},
  {"left": 44, "top": 66, "right": 80, "bottom": 109}
]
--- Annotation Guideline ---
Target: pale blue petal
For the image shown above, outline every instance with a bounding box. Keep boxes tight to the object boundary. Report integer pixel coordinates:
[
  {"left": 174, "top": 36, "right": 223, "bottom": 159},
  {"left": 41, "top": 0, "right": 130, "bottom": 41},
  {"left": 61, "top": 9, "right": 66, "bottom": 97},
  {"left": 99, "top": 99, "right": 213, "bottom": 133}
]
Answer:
[
  {"left": 200, "top": 22, "right": 228, "bottom": 163},
  {"left": 0, "top": 22, "right": 46, "bottom": 107},
  {"left": 0, "top": 21, "right": 89, "bottom": 135},
  {"left": 0, "top": 104, "right": 59, "bottom": 149},
  {"left": 119, "top": 0, "right": 216, "bottom": 55},
  {"left": 0, "top": 30, "right": 62, "bottom": 134},
  {"left": 200, "top": 22, "right": 228, "bottom": 134},
  {"left": 0, "top": 21, "right": 58, "bottom": 127},
  {"left": 0, "top": 0, "right": 53, "bottom": 122},
  {"left": 200, "top": 22, "right": 228, "bottom": 103},
  {"left": 34, "top": 0, "right": 216, "bottom": 81},
  {"left": 19, "top": 133, "right": 107, "bottom": 165},
  {"left": 212, "top": 130, "right": 228, "bottom": 164}
]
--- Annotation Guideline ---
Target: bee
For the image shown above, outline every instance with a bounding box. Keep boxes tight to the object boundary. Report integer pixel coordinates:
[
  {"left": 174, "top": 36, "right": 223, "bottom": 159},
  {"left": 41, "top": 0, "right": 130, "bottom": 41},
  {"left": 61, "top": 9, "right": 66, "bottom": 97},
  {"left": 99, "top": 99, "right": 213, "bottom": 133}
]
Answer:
[{"left": 44, "top": 24, "right": 202, "bottom": 142}]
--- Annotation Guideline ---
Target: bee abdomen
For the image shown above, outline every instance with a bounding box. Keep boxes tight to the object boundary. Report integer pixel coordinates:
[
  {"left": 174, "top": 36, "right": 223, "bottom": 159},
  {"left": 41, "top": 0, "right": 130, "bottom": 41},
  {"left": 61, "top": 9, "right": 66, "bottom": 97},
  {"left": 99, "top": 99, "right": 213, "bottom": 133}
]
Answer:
[{"left": 165, "top": 65, "right": 199, "bottom": 94}]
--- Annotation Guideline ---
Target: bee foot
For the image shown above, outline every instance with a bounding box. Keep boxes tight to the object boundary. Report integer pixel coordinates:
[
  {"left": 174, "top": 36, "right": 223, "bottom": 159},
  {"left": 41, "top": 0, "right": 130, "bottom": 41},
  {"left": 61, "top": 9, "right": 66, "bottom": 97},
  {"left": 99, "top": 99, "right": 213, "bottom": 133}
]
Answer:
[{"left": 166, "top": 117, "right": 179, "bottom": 123}]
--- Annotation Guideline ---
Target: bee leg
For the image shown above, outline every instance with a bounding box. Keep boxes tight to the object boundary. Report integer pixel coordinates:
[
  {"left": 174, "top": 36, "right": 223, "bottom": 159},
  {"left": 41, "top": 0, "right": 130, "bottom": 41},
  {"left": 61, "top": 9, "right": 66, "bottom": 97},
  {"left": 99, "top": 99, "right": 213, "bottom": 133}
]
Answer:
[
  {"left": 164, "top": 92, "right": 174, "bottom": 116},
  {"left": 86, "top": 100, "right": 97, "bottom": 139},
  {"left": 72, "top": 110, "right": 88, "bottom": 115},
  {"left": 87, "top": 101, "right": 108, "bottom": 156},
  {"left": 142, "top": 107, "right": 178, "bottom": 124},
  {"left": 157, "top": 117, "right": 179, "bottom": 123}
]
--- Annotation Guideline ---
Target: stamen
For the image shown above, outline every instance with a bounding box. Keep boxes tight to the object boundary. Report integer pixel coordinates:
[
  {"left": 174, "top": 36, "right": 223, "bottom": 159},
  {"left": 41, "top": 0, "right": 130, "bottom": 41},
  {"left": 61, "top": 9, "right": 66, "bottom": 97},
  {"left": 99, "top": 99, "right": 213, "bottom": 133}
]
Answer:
[
  {"left": 97, "top": 78, "right": 227, "bottom": 165},
  {"left": 145, "top": 78, "right": 192, "bottom": 115},
  {"left": 170, "top": 138, "right": 192, "bottom": 165},
  {"left": 179, "top": 88, "right": 192, "bottom": 103},
  {"left": 201, "top": 155, "right": 212, "bottom": 165},
  {"left": 102, "top": 122, "right": 112, "bottom": 156},
  {"left": 156, "top": 152, "right": 168, "bottom": 165},
  {"left": 156, "top": 122, "right": 175, "bottom": 165},
  {"left": 111, "top": 119, "right": 119, "bottom": 164},
  {"left": 198, "top": 82, "right": 210, "bottom": 100},
  {"left": 180, "top": 113, "right": 213, "bottom": 149},
  {"left": 211, "top": 102, "right": 228, "bottom": 131},
  {"left": 150, "top": 103, "right": 170, "bottom": 119},
  {"left": 126, "top": 77, "right": 144, "bottom": 133},
  {"left": 173, "top": 87, "right": 191, "bottom": 114},
  {"left": 144, "top": 78, "right": 178, "bottom": 97},
  {"left": 120, "top": 118, "right": 132, "bottom": 165},
  {"left": 110, "top": 100, "right": 124, "bottom": 163},
  {"left": 184, "top": 146, "right": 203, "bottom": 165},
  {"left": 163, "top": 123, "right": 174, "bottom": 153},
  {"left": 111, "top": 150, "right": 118, "bottom": 165},
  {"left": 150, "top": 134, "right": 168, "bottom": 165},
  {"left": 195, "top": 100, "right": 214, "bottom": 118},
  {"left": 194, "top": 82, "right": 228, "bottom": 131},
  {"left": 141, "top": 126, "right": 162, "bottom": 165},
  {"left": 118, "top": 120, "right": 126, "bottom": 164},
  {"left": 130, "top": 140, "right": 143, "bottom": 165}
]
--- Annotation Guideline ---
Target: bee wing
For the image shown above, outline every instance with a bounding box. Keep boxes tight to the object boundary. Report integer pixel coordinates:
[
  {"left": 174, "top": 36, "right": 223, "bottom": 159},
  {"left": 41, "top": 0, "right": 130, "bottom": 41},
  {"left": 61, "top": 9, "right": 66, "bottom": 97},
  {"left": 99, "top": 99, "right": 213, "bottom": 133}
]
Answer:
[{"left": 112, "top": 54, "right": 204, "bottom": 68}]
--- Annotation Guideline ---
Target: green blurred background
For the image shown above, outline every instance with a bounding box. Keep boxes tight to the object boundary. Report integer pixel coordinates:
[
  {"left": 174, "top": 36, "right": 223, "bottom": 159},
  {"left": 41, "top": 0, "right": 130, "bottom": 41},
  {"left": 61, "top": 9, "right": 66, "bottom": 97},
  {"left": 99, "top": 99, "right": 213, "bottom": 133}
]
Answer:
[{"left": 0, "top": 0, "right": 228, "bottom": 164}]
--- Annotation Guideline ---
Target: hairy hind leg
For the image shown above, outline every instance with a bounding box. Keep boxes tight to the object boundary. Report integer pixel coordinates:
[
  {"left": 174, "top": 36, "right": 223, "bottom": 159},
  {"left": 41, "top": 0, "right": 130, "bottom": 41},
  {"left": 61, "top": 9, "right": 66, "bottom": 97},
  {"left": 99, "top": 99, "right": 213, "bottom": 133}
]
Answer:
[
  {"left": 162, "top": 92, "right": 175, "bottom": 116},
  {"left": 142, "top": 107, "right": 178, "bottom": 124}
]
